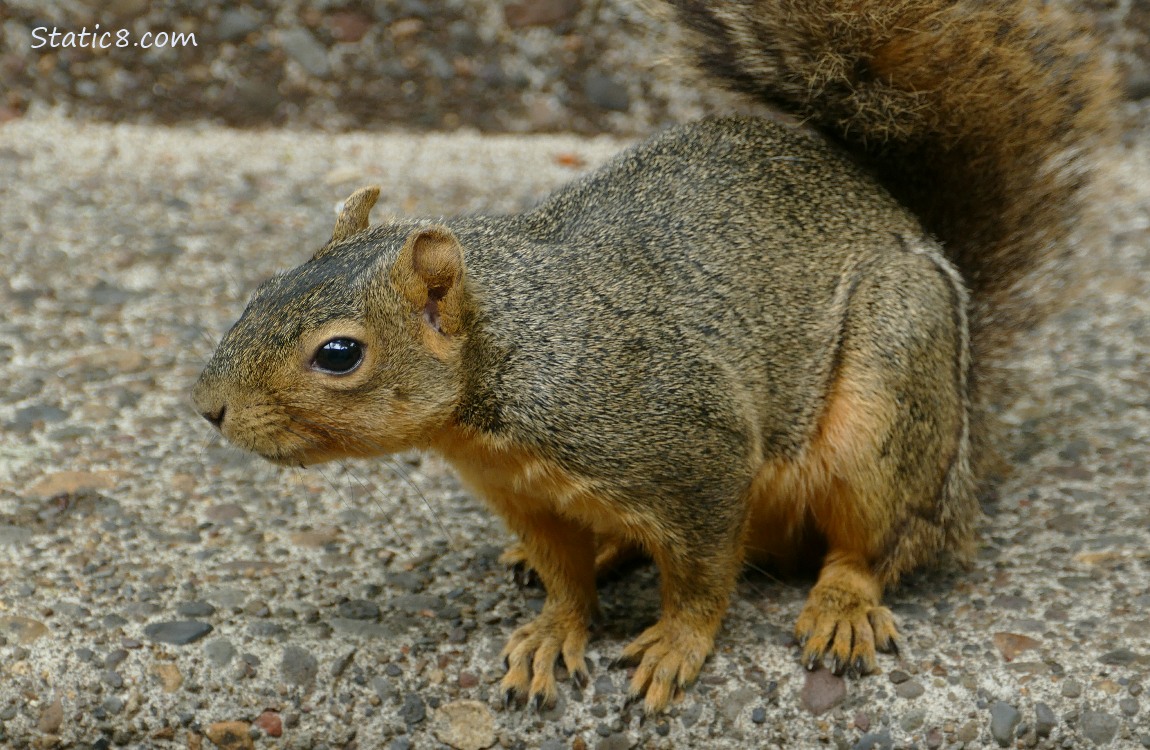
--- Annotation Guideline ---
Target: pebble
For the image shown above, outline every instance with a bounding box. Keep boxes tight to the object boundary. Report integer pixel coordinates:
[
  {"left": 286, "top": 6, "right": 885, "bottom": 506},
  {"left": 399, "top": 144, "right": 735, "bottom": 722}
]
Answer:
[
  {"left": 401, "top": 692, "right": 427, "bottom": 726},
  {"left": 216, "top": 7, "right": 263, "bottom": 42},
  {"left": 281, "top": 645, "right": 318, "bottom": 686},
  {"left": 1120, "top": 697, "right": 1140, "bottom": 716},
  {"left": 246, "top": 622, "right": 286, "bottom": 638},
  {"left": 801, "top": 668, "right": 846, "bottom": 715},
  {"left": 27, "top": 470, "right": 113, "bottom": 497},
  {"left": 901, "top": 707, "right": 927, "bottom": 731},
  {"left": 895, "top": 680, "right": 925, "bottom": 699},
  {"left": 990, "top": 701, "right": 1022, "bottom": 747},
  {"left": 205, "top": 721, "right": 255, "bottom": 750},
  {"left": 176, "top": 601, "right": 217, "bottom": 618},
  {"left": 993, "top": 632, "right": 1040, "bottom": 661},
  {"left": 0, "top": 617, "right": 48, "bottom": 645},
  {"left": 1062, "top": 679, "right": 1084, "bottom": 698},
  {"left": 337, "top": 599, "right": 380, "bottom": 620},
  {"left": 143, "top": 620, "right": 213, "bottom": 645},
  {"left": 9, "top": 406, "right": 69, "bottom": 433},
  {"left": 0, "top": 525, "right": 32, "bottom": 546},
  {"left": 852, "top": 729, "right": 893, "bottom": 750},
  {"left": 721, "top": 687, "right": 756, "bottom": 722},
  {"left": 279, "top": 27, "right": 332, "bottom": 78},
  {"left": 1079, "top": 711, "right": 1119, "bottom": 745},
  {"left": 204, "top": 503, "right": 247, "bottom": 524},
  {"left": 583, "top": 72, "right": 631, "bottom": 112},
  {"left": 504, "top": 0, "right": 580, "bottom": 28},
  {"left": 596, "top": 734, "right": 632, "bottom": 750},
  {"left": 1099, "top": 648, "right": 1138, "bottom": 666},
  {"left": 433, "top": 699, "right": 496, "bottom": 750},
  {"left": 102, "top": 614, "right": 129, "bottom": 629},
  {"left": 152, "top": 663, "right": 184, "bottom": 692},
  {"left": 387, "top": 571, "right": 429, "bottom": 593},
  {"left": 37, "top": 697, "right": 63, "bottom": 734},
  {"left": 204, "top": 639, "right": 236, "bottom": 668},
  {"left": 104, "top": 649, "right": 128, "bottom": 669},
  {"left": 392, "top": 594, "right": 444, "bottom": 613},
  {"left": 254, "top": 710, "right": 282, "bottom": 738},
  {"left": 1035, "top": 702, "right": 1056, "bottom": 738},
  {"left": 751, "top": 707, "right": 766, "bottom": 724}
]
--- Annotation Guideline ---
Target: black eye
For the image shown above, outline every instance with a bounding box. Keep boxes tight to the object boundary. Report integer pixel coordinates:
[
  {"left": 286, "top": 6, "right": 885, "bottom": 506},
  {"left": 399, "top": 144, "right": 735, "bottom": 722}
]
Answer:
[{"left": 312, "top": 338, "right": 364, "bottom": 374}]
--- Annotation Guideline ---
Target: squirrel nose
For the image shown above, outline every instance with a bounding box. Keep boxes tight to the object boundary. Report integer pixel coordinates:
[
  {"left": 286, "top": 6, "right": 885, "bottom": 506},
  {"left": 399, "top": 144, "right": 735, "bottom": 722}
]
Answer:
[{"left": 201, "top": 405, "right": 226, "bottom": 429}]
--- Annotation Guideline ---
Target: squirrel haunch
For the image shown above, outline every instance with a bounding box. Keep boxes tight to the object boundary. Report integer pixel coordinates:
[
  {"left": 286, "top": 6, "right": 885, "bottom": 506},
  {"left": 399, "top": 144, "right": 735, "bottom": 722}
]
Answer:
[{"left": 195, "top": 0, "right": 1115, "bottom": 714}]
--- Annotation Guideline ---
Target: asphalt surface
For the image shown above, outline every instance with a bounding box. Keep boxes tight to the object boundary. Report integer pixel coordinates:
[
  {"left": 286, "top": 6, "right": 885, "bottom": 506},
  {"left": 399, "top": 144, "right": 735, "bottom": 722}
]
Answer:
[{"left": 0, "top": 113, "right": 1148, "bottom": 749}]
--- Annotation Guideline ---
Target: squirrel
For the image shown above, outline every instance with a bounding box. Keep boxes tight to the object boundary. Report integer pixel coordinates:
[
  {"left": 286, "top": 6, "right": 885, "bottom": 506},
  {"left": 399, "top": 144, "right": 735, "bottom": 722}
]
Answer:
[{"left": 193, "top": 0, "right": 1115, "bottom": 714}]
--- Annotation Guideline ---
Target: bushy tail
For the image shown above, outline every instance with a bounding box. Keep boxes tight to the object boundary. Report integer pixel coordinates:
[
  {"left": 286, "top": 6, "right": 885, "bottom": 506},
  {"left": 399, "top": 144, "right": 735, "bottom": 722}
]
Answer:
[{"left": 666, "top": 0, "right": 1116, "bottom": 473}]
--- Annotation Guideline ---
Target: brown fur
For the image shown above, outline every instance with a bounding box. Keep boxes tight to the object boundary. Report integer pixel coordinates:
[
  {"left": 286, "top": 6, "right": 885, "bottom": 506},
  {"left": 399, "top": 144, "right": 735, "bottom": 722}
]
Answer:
[
  {"left": 194, "top": 0, "right": 1115, "bottom": 715},
  {"left": 667, "top": 0, "right": 1118, "bottom": 477}
]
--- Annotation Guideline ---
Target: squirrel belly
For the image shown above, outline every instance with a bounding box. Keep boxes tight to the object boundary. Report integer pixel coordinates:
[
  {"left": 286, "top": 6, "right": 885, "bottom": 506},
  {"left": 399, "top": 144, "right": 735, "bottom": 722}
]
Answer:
[{"left": 194, "top": 0, "right": 1114, "bottom": 716}]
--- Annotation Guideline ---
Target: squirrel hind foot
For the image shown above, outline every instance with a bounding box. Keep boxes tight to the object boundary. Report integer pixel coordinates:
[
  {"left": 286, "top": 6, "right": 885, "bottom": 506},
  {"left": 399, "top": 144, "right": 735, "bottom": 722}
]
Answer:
[{"left": 793, "top": 558, "right": 900, "bottom": 677}]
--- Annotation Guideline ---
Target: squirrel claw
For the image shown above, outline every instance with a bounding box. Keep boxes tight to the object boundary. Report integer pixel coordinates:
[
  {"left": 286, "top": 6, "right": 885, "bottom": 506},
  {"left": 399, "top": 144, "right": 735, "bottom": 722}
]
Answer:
[
  {"left": 512, "top": 562, "right": 541, "bottom": 588},
  {"left": 571, "top": 668, "right": 589, "bottom": 689},
  {"left": 501, "top": 687, "right": 519, "bottom": 710},
  {"left": 609, "top": 655, "right": 637, "bottom": 670}
]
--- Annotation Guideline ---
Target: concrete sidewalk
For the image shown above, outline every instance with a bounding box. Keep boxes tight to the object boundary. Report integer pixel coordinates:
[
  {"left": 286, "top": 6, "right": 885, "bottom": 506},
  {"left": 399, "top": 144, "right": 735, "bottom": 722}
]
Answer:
[{"left": 0, "top": 116, "right": 1147, "bottom": 749}]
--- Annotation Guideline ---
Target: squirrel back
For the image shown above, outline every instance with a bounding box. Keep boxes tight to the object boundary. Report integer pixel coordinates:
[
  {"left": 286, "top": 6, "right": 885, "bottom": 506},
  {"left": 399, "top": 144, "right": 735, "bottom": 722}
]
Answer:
[{"left": 667, "top": 0, "right": 1116, "bottom": 472}]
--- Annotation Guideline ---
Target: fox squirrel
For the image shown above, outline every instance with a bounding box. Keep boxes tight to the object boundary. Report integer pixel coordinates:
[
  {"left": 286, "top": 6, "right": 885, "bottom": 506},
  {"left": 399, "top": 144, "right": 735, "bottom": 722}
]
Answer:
[{"left": 193, "top": 0, "right": 1115, "bottom": 713}]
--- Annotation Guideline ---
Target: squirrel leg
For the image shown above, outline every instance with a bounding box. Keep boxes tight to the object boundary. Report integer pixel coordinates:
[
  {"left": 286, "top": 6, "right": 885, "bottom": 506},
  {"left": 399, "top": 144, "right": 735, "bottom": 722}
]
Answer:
[
  {"left": 792, "top": 250, "right": 975, "bottom": 675},
  {"left": 617, "top": 542, "right": 742, "bottom": 713},
  {"left": 497, "top": 510, "right": 598, "bottom": 710}
]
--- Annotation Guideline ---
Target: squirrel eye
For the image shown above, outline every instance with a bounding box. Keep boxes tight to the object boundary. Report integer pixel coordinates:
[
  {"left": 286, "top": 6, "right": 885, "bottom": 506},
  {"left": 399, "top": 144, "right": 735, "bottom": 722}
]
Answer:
[{"left": 312, "top": 338, "right": 364, "bottom": 375}]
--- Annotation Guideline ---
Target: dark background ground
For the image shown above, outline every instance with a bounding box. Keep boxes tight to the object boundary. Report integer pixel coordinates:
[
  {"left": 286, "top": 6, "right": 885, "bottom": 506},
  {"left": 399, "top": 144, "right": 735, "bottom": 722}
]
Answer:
[{"left": 2, "top": 0, "right": 1149, "bottom": 134}]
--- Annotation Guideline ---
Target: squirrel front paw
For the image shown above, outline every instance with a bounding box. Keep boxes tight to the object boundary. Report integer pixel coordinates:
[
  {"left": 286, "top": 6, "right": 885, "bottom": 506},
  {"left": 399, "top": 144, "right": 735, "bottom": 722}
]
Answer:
[
  {"left": 500, "top": 605, "right": 590, "bottom": 710},
  {"left": 615, "top": 617, "right": 714, "bottom": 713},
  {"left": 794, "top": 583, "right": 900, "bottom": 677}
]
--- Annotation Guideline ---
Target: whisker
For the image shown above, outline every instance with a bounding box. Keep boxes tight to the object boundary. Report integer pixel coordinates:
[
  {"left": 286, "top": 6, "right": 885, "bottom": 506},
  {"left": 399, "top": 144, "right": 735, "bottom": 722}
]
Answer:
[
  {"left": 338, "top": 459, "right": 411, "bottom": 554},
  {"left": 281, "top": 411, "right": 455, "bottom": 549},
  {"left": 381, "top": 455, "right": 456, "bottom": 550}
]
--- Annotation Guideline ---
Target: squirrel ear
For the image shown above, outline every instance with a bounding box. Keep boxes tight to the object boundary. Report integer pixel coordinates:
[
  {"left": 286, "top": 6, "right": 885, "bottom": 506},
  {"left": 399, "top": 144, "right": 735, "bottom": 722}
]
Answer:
[
  {"left": 314, "top": 186, "right": 381, "bottom": 259},
  {"left": 392, "top": 226, "right": 467, "bottom": 337}
]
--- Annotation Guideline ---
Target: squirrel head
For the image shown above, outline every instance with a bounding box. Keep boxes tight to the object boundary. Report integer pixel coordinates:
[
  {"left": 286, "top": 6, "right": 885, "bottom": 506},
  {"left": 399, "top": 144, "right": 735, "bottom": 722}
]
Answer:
[{"left": 192, "top": 186, "right": 473, "bottom": 466}]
